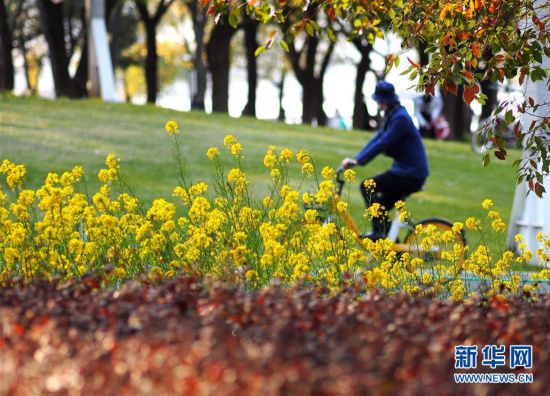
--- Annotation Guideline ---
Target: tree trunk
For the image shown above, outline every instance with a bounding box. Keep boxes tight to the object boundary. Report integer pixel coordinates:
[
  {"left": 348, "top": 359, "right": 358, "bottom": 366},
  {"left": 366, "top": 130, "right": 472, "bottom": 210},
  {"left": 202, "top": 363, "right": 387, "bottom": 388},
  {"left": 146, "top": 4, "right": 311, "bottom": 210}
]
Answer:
[
  {"left": 106, "top": 0, "right": 118, "bottom": 20},
  {"left": 107, "top": 2, "right": 122, "bottom": 71},
  {"left": 417, "top": 41, "right": 429, "bottom": 67},
  {"left": 188, "top": 2, "right": 206, "bottom": 110},
  {"left": 277, "top": 70, "right": 285, "bottom": 122},
  {"left": 286, "top": 21, "right": 334, "bottom": 126},
  {"left": 242, "top": 18, "right": 258, "bottom": 117},
  {"left": 20, "top": 41, "right": 32, "bottom": 93},
  {"left": 206, "top": 21, "right": 235, "bottom": 113},
  {"left": 353, "top": 52, "right": 370, "bottom": 129},
  {"left": 443, "top": 86, "right": 472, "bottom": 140},
  {"left": 316, "top": 78, "right": 327, "bottom": 126},
  {"left": 302, "top": 76, "right": 320, "bottom": 125},
  {"left": 134, "top": 0, "right": 175, "bottom": 105},
  {"left": 0, "top": 0, "right": 14, "bottom": 91},
  {"left": 73, "top": 9, "right": 88, "bottom": 98},
  {"left": 144, "top": 21, "right": 158, "bottom": 104},
  {"left": 37, "top": 0, "right": 79, "bottom": 98}
]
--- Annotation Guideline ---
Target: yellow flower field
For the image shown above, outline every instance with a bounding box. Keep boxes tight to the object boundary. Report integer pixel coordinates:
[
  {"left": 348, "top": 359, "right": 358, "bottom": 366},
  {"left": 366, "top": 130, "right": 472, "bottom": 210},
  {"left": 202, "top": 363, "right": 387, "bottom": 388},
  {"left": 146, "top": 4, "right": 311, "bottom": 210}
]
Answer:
[{"left": 1, "top": 121, "right": 549, "bottom": 301}]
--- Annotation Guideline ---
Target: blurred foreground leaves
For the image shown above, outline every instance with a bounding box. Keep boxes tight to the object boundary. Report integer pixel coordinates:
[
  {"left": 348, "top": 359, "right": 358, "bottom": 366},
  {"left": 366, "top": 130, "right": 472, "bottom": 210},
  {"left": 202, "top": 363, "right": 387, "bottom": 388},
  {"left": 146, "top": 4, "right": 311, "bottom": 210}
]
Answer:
[{"left": 1, "top": 277, "right": 549, "bottom": 395}]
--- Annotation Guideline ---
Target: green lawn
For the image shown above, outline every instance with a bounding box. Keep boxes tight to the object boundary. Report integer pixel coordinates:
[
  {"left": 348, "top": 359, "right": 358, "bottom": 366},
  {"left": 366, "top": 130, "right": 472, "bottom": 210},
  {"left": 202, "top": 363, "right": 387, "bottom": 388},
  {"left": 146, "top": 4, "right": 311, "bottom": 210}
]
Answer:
[{"left": 0, "top": 95, "right": 519, "bottom": 228}]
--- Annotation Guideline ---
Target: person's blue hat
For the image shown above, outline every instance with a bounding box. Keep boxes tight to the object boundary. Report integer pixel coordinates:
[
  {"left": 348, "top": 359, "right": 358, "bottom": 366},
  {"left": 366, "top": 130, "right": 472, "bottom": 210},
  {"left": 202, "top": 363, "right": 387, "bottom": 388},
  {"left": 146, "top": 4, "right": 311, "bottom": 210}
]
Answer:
[{"left": 372, "top": 81, "right": 399, "bottom": 104}]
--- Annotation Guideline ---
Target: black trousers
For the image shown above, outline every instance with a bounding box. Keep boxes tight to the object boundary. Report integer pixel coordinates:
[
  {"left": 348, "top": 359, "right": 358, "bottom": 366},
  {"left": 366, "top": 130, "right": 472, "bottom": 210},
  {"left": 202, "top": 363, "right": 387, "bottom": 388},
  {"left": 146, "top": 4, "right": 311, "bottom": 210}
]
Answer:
[{"left": 360, "top": 171, "right": 426, "bottom": 236}]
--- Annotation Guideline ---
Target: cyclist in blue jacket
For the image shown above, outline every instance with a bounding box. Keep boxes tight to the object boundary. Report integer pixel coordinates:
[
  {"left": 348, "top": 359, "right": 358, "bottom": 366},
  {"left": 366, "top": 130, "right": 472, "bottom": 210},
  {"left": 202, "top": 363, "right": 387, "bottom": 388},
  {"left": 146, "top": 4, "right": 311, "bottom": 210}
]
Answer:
[{"left": 342, "top": 80, "right": 429, "bottom": 240}]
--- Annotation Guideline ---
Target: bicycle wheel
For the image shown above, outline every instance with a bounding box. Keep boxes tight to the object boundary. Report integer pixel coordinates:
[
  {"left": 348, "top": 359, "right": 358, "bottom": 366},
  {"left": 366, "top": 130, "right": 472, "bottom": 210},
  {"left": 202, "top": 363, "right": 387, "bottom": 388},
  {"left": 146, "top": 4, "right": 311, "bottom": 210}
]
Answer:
[{"left": 401, "top": 218, "right": 467, "bottom": 264}]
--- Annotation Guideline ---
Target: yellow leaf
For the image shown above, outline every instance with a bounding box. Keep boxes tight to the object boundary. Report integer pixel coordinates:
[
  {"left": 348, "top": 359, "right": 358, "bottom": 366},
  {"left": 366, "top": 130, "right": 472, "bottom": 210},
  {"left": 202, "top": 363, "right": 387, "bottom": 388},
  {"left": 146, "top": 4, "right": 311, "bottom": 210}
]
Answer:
[{"left": 439, "top": 4, "right": 452, "bottom": 20}]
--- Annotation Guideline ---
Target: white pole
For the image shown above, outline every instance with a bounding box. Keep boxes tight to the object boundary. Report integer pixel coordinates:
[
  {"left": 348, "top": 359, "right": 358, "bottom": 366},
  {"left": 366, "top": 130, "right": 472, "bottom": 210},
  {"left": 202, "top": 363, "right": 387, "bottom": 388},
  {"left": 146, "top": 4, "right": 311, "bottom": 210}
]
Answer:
[
  {"left": 86, "top": 0, "right": 118, "bottom": 102},
  {"left": 506, "top": 1, "right": 550, "bottom": 267}
]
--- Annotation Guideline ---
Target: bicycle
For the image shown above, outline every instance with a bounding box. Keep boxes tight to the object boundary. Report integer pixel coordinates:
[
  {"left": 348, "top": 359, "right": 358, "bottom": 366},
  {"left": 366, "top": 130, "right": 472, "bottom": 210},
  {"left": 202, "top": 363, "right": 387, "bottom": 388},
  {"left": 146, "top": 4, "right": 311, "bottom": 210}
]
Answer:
[{"left": 308, "top": 168, "right": 467, "bottom": 263}]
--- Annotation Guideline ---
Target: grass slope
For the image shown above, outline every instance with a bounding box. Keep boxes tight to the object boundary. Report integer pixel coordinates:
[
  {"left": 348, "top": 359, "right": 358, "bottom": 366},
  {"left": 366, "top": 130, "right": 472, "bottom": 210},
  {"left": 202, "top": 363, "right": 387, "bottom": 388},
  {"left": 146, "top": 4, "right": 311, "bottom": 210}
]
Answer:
[{"left": 1, "top": 95, "right": 519, "bottom": 226}]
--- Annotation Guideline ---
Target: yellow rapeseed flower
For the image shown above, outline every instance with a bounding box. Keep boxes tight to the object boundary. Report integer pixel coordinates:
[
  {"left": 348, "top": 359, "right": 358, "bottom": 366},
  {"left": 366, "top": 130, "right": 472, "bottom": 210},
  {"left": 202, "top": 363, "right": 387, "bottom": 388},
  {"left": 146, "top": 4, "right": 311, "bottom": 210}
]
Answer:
[
  {"left": 321, "top": 166, "right": 335, "bottom": 179},
  {"left": 271, "top": 169, "right": 281, "bottom": 179},
  {"left": 188, "top": 182, "right": 208, "bottom": 196},
  {"left": 363, "top": 178, "right": 376, "bottom": 192},
  {"left": 452, "top": 222, "right": 463, "bottom": 234},
  {"left": 0, "top": 160, "right": 26, "bottom": 189},
  {"left": 487, "top": 210, "right": 500, "bottom": 219},
  {"left": 223, "top": 134, "right": 237, "bottom": 148},
  {"left": 394, "top": 200, "right": 406, "bottom": 210},
  {"left": 263, "top": 149, "right": 277, "bottom": 168},
  {"left": 230, "top": 143, "right": 243, "bottom": 156},
  {"left": 206, "top": 147, "right": 220, "bottom": 160},
  {"left": 465, "top": 217, "right": 480, "bottom": 230},
  {"left": 106, "top": 154, "right": 119, "bottom": 170},
  {"left": 165, "top": 120, "right": 179, "bottom": 136},
  {"left": 301, "top": 163, "right": 314, "bottom": 175},
  {"left": 481, "top": 199, "right": 493, "bottom": 209},
  {"left": 367, "top": 202, "right": 384, "bottom": 218},
  {"left": 336, "top": 201, "right": 348, "bottom": 213},
  {"left": 280, "top": 148, "right": 293, "bottom": 162},
  {"left": 296, "top": 149, "right": 311, "bottom": 164},
  {"left": 304, "top": 209, "right": 318, "bottom": 224},
  {"left": 344, "top": 169, "right": 356, "bottom": 182},
  {"left": 491, "top": 218, "right": 506, "bottom": 233},
  {"left": 262, "top": 196, "right": 274, "bottom": 208}
]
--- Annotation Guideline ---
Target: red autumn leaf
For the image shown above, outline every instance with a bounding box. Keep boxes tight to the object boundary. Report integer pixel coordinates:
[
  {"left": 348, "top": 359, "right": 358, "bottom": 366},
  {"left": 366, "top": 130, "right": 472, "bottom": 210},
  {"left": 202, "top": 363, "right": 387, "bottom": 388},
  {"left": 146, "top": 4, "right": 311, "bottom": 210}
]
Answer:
[
  {"left": 472, "top": 42, "right": 481, "bottom": 58},
  {"left": 533, "top": 15, "right": 545, "bottom": 31},
  {"left": 493, "top": 54, "right": 505, "bottom": 65},
  {"left": 407, "top": 57, "right": 420, "bottom": 69},
  {"left": 535, "top": 182, "right": 544, "bottom": 197},
  {"left": 463, "top": 71, "right": 474, "bottom": 81},
  {"left": 463, "top": 85, "right": 475, "bottom": 105},
  {"left": 528, "top": 97, "right": 535, "bottom": 107},
  {"left": 494, "top": 149, "right": 506, "bottom": 160},
  {"left": 514, "top": 123, "right": 522, "bottom": 138},
  {"left": 457, "top": 32, "right": 472, "bottom": 40},
  {"left": 519, "top": 69, "right": 528, "bottom": 85},
  {"left": 425, "top": 83, "right": 435, "bottom": 96},
  {"left": 447, "top": 80, "right": 458, "bottom": 95},
  {"left": 327, "top": 7, "right": 336, "bottom": 21}
]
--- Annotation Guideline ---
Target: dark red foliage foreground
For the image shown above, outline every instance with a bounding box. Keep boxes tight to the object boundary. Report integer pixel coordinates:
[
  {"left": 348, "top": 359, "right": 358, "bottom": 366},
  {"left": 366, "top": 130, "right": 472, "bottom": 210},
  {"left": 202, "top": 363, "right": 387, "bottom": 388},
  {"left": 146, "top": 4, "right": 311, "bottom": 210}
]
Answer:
[{"left": 1, "top": 278, "right": 549, "bottom": 396}]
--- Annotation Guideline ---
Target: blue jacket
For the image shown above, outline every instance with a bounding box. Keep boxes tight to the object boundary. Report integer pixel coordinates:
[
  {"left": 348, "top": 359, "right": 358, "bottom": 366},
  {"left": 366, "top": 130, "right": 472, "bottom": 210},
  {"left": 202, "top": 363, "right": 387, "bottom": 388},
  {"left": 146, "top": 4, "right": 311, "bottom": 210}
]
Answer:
[{"left": 355, "top": 105, "right": 429, "bottom": 179}]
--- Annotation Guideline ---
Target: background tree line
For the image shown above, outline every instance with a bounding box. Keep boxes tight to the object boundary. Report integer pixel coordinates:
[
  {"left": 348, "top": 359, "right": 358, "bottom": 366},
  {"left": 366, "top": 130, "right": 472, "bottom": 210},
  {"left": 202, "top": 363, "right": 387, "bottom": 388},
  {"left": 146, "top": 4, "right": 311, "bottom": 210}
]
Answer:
[{"left": 0, "top": 0, "right": 496, "bottom": 139}]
